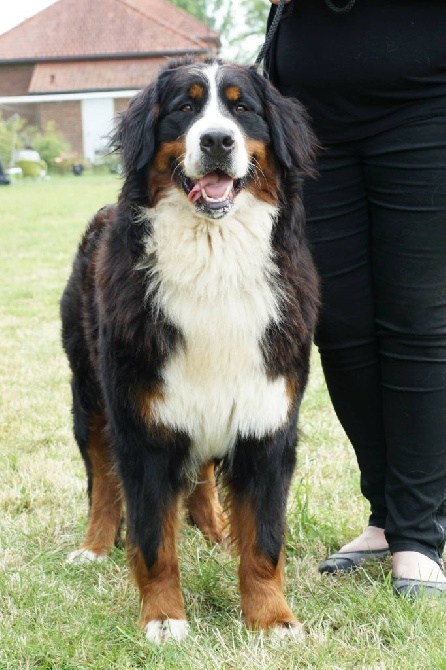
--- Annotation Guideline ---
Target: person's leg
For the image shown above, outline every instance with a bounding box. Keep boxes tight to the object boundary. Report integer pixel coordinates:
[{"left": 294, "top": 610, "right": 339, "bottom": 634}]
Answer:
[
  {"left": 365, "top": 115, "right": 446, "bottom": 582},
  {"left": 304, "top": 144, "right": 389, "bottom": 550}
]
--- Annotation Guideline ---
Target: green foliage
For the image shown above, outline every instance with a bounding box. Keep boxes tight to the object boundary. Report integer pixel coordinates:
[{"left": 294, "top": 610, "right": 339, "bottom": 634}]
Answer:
[
  {"left": 170, "top": 0, "right": 269, "bottom": 64},
  {"left": 228, "top": 0, "right": 270, "bottom": 63},
  {"left": 238, "top": 0, "right": 270, "bottom": 47},
  {"left": 170, "top": 0, "right": 208, "bottom": 23},
  {"left": 24, "top": 120, "right": 70, "bottom": 167},
  {"left": 0, "top": 112, "right": 26, "bottom": 167},
  {"left": 170, "top": 0, "right": 228, "bottom": 30},
  {"left": 0, "top": 113, "right": 69, "bottom": 168}
]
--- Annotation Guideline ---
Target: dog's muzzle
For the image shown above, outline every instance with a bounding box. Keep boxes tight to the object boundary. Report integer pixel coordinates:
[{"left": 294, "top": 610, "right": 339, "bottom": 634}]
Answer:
[{"left": 183, "top": 129, "right": 243, "bottom": 219}]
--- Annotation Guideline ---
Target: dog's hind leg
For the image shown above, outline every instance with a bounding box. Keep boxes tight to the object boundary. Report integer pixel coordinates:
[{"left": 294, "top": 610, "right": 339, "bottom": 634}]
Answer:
[
  {"left": 68, "top": 410, "right": 122, "bottom": 563},
  {"left": 225, "top": 432, "right": 306, "bottom": 640},
  {"left": 186, "top": 462, "right": 227, "bottom": 543}
]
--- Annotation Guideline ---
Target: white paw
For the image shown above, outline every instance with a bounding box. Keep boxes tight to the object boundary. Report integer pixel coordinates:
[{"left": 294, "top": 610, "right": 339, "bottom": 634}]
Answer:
[
  {"left": 66, "top": 548, "right": 107, "bottom": 564},
  {"left": 271, "top": 622, "right": 306, "bottom": 641},
  {"left": 144, "top": 619, "right": 189, "bottom": 644}
]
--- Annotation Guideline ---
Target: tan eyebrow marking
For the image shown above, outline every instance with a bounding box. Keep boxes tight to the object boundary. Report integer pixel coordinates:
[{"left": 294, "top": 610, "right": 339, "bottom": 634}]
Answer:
[
  {"left": 189, "top": 84, "right": 204, "bottom": 99},
  {"left": 226, "top": 85, "right": 241, "bottom": 102}
]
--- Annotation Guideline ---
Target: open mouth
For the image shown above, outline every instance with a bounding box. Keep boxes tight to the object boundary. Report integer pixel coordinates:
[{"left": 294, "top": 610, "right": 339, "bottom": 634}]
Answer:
[{"left": 181, "top": 170, "right": 243, "bottom": 218}]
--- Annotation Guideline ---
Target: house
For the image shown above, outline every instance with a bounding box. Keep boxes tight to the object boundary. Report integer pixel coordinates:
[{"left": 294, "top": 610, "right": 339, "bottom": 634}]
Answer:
[{"left": 0, "top": 0, "right": 218, "bottom": 162}]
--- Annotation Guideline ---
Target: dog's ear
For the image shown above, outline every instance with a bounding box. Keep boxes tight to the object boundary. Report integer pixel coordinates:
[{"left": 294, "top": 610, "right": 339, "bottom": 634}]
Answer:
[
  {"left": 111, "top": 82, "right": 158, "bottom": 174},
  {"left": 251, "top": 69, "right": 318, "bottom": 178}
]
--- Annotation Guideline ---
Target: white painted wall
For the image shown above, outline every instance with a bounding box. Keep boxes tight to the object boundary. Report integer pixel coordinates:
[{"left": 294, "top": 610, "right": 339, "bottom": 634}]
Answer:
[{"left": 81, "top": 97, "right": 114, "bottom": 163}]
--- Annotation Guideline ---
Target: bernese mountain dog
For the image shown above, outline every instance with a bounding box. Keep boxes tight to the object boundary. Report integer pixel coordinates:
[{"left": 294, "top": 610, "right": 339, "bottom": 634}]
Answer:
[{"left": 61, "top": 57, "right": 319, "bottom": 644}]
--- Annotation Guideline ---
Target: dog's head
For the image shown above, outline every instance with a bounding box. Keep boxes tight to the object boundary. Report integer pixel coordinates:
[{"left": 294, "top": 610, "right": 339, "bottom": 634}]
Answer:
[{"left": 114, "top": 57, "right": 317, "bottom": 218}]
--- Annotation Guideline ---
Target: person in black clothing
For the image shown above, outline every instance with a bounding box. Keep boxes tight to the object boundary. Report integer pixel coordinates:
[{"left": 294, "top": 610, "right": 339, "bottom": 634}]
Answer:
[{"left": 267, "top": 0, "right": 446, "bottom": 595}]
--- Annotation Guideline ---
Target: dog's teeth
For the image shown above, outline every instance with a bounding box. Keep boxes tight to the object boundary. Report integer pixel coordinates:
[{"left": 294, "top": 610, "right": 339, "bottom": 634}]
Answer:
[
  {"left": 201, "top": 189, "right": 223, "bottom": 202},
  {"left": 201, "top": 189, "right": 228, "bottom": 204}
]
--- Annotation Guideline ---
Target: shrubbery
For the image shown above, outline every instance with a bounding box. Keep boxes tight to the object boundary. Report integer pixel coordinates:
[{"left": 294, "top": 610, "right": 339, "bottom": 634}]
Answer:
[
  {"left": 0, "top": 113, "right": 69, "bottom": 168},
  {"left": 26, "top": 121, "right": 70, "bottom": 167},
  {"left": 0, "top": 113, "right": 24, "bottom": 167}
]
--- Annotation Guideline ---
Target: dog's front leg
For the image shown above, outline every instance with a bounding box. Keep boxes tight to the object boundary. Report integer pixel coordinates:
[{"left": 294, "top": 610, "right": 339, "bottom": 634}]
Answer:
[
  {"left": 126, "top": 492, "right": 188, "bottom": 644},
  {"left": 226, "top": 432, "right": 306, "bottom": 640},
  {"left": 108, "top": 403, "right": 190, "bottom": 643}
]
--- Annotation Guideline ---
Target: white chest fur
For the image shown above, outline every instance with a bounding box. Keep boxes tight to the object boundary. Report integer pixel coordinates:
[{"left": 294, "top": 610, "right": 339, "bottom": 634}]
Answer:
[{"left": 140, "top": 189, "right": 290, "bottom": 465}]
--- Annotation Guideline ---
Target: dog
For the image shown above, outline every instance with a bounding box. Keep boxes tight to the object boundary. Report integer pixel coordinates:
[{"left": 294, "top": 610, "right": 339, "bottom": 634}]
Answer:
[{"left": 61, "top": 57, "right": 319, "bottom": 644}]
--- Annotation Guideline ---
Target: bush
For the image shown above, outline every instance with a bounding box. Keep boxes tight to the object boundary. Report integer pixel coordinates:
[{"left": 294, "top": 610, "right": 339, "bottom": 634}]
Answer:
[
  {"left": 0, "top": 114, "right": 70, "bottom": 168},
  {"left": 24, "top": 121, "right": 70, "bottom": 167},
  {"left": 0, "top": 113, "right": 26, "bottom": 167}
]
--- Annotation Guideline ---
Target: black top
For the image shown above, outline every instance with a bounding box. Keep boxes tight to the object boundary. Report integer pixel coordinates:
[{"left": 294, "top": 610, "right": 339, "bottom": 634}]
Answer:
[{"left": 267, "top": 0, "right": 446, "bottom": 144}]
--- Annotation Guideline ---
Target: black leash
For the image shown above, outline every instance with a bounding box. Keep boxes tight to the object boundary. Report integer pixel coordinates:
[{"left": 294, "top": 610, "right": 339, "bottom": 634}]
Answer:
[
  {"left": 253, "top": 0, "right": 287, "bottom": 71},
  {"left": 253, "top": 0, "right": 357, "bottom": 73}
]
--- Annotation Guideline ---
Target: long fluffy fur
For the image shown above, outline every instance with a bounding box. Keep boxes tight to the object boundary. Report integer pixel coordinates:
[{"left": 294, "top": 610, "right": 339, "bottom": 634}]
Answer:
[{"left": 61, "top": 57, "right": 319, "bottom": 643}]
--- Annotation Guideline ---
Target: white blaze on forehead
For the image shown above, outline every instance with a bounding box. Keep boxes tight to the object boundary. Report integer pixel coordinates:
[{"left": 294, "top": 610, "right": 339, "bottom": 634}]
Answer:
[{"left": 184, "top": 63, "right": 249, "bottom": 179}]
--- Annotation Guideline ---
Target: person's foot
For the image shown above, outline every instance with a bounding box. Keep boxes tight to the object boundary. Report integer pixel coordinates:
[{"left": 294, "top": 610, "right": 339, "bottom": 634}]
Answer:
[
  {"left": 392, "top": 551, "right": 446, "bottom": 597},
  {"left": 319, "top": 526, "right": 389, "bottom": 574},
  {"left": 392, "top": 551, "right": 446, "bottom": 582},
  {"left": 337, "top": 526, "right": 388, "bottom": 553}
]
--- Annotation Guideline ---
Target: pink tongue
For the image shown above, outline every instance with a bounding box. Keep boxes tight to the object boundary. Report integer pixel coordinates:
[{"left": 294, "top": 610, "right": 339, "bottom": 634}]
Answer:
[{"left": 188, "top": 172, "right": 233, "bottom": 203}]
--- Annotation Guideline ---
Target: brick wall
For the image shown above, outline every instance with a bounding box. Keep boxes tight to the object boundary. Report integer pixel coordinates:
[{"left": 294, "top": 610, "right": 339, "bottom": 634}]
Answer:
[
  {"left": 0, "top": 102, "right": 40, "bottom": 125},
  {"left": 39, "top": 100, "right": 83, "bottom": 156},
  {"left": 0, "top": 64, "right": 34, "bottom": 96}
]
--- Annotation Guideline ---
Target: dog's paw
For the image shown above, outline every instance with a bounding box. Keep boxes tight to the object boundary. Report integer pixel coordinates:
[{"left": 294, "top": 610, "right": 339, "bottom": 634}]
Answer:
[
  {"left": 144, "top": 619, "right": 190, "bottom": 644},
  {"left": 66, "top": 548, "right": 107, "bottom": 564},
  {"left": 271, "top": 621, "right": 306, "bottom": 641}
]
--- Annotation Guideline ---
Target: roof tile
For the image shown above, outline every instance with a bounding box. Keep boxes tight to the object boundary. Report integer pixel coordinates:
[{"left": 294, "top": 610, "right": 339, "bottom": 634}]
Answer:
[
  {"left": 28, "top": 58, "right": 167, "bottom": 92},
  {"left": 0, "top": 0, "right": 217, "bottom": 61}
]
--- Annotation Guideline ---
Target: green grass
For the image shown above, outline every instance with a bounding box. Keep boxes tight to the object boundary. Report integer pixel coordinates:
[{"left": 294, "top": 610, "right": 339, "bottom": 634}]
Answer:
[{"left": 1, "top": 175, "right": 445, "bottom": 669}]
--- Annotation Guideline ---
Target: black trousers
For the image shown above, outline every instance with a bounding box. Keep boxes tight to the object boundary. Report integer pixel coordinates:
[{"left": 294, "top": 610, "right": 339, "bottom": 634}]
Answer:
[{"left": 304, "top": 115, "right": 446, "bottom": 564}]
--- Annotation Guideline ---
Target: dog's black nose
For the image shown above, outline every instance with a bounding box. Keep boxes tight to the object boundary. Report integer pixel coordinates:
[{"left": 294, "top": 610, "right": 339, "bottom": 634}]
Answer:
[{"left": 200, "top": 130, "right": 235, "bottom": 158}]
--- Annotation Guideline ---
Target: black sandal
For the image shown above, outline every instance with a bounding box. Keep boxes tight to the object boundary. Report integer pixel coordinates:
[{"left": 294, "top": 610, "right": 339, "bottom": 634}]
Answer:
[
  {"left": 392, "top": 575, "right": 446, "bottom": 598},
  {"left": 319, "top": 548, "right": 390, "bottom": 574}
]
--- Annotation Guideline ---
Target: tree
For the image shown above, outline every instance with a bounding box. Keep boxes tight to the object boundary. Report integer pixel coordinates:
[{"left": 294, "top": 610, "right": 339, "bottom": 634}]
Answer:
[
  {"left": 0, "top": 113, "right": 25, "bottom": 167},
  {"left": 170, "top": 0, "right": 270, "bottom": 64},
  {"left": 230, "top": 0, "right": 270, "bottom": 63},
  {"left": 170, "top": 0, "right": 208, "bottom": 23},
  {"left": 0, "top": 114, "right": 69, "bottom": 168}
]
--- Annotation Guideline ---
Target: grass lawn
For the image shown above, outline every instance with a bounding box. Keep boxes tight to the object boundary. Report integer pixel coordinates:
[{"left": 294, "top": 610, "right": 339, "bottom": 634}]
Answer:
[{"left": 1, "top": 175, "right": 445, "bottom": 670}]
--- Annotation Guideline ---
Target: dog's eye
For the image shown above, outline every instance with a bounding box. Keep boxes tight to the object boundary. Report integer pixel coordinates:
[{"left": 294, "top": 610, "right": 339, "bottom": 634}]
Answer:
[
  {"left": 235, "top": 103, "right": 248, "bottom": 113},
  {"left": 180, "top": 103, "right": 194, "bottom": 113}
]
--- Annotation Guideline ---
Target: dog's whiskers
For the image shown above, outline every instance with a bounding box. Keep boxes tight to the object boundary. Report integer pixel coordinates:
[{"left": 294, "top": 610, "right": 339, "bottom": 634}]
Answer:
[
  {"left": 171, "top": 155, "right": 186, "bottom": 182},
  {"left": 247, "top": 159, "right": 264, "bottom": 189},
  {"left": 250, "top": 157, "right": 267, "bottom": 182}
]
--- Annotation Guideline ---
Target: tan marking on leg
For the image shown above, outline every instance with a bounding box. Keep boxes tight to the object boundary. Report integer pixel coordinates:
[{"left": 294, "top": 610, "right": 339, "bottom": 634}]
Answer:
[
  {"left": 128, "top": 499, "right": 186, "bottom": 628},
  {"left": 76, "top": 415, "right": 122, "bottom": 558},
  {"left": 229, "top": 496, "right": 299, "bottom": 631},
  {"left": 186, "top": 462, "right": 227, "bottom": 543}
]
